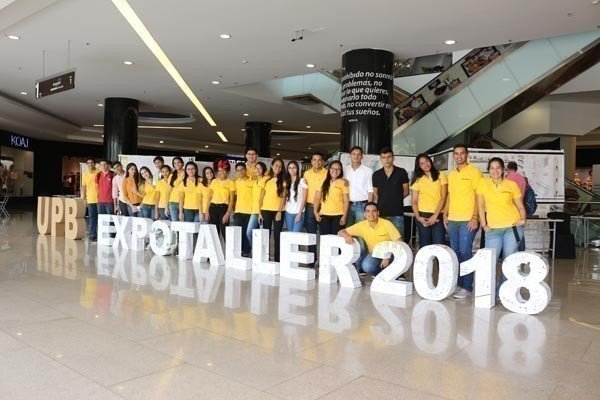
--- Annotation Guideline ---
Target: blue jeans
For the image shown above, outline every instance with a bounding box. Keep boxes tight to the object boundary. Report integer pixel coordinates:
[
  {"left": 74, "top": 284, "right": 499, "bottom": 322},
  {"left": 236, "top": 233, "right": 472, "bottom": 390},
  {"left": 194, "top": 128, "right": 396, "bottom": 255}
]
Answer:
[
  {"left": 247, "top": 214, "right": 259, "bottom": 247},
  {"left": 97, "top": 202, "right": 114, "bottom": 215},
  {"left": 168, "top": 202, "right": 179, "bottom": 222},
  {"left": 448, "top": 221, "right": 477, "bottom": 291},
  {"left": 304, "top": 204, "right": 318, "bottom": 263},
  {"left": 118, "top": 200, "right": 129, "bottom": 216},
  {"left": 128, "top": 204, "right": 140, "bottom": 217},
  {"left": 348, "top": 202, "right": 366, "bottom": 226},
  {"left": 385, "top": 216, "right": 404, "bottom": 239},
  {"left": 183, "top": 209, "right": 200, "bottom": 222},
  {"left": 285, "top": 212, "right": 305, "bottom": 232},
  {"left": 416, "top": 213, "right": 445, "bottom": 246},
  {"left": 141, "top": 204, "right": 155, "bottom": 220},
  {"left": 356, "top": 250, "right": 383, "bottom": 276},
  {"left": 86, "top": 203, "right": 98, "bottom": 238},
  {"left": 486, "top": 226, "right": 524, "bottom": 285},
  {"left": 157, "top": 208, "right": 167, "bottom": 220}
]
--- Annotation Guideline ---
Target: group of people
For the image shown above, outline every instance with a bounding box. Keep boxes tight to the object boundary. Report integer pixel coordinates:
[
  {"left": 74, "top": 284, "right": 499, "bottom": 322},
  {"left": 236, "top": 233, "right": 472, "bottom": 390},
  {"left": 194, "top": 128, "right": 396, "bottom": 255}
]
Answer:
[{"left": 81, "top": 143, "right": 529, "bottom": 299}]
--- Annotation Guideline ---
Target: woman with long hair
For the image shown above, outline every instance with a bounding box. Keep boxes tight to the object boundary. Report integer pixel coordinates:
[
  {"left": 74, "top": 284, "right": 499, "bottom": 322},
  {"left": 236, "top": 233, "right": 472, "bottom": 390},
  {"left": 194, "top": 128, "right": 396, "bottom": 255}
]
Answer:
[
  {"left": 259, "top": 158, "right": 287, "bottom": 261},
  {"left": 178, "top": 161, "right": 207, "bottom": 222},
  {"left": 139, "top": 166, "right": 156, "bottom": 219},
  {"left": 206, "top": 159, "right": 235, "bottom": 238},
  {"left": 284, "top": 160, "right": 307, "bottom": 232},
  {"left": 122, "top": 163, "right": 143, "bottom": 217},
  {"left": 313, "top": 160, "right": 349, "bottom": 235},
  {"left": 410, "top": 153, "right": 447, "bottom": 246},
  {"left": 165, "top": 157, "right": 185, "bottom": 221},
  {"left": 201, "top": 166, "right": 215, "bottom": 216},
  {"left": 155, "top": 165, "right": 172, "bottom": 220},
  {"left": 477, "top": 157, "right": 526, "bottom": 288},
  {"left": 247, "top": 161, "right": 268, "bottom": 249}
]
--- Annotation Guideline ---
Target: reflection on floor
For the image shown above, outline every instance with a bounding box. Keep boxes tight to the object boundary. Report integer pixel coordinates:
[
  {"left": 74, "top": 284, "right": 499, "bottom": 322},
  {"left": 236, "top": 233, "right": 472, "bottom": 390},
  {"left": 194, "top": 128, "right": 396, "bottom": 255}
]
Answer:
[{"left": 1, "top": 212, "right": 600, "bottom": 399}]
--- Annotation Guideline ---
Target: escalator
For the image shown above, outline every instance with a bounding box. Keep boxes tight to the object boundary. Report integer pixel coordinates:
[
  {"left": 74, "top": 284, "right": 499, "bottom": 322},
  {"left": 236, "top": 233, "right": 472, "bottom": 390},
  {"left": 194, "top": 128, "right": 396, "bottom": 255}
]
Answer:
[{"left": 392, "top": 31, "right": 600, "bottom": 155}]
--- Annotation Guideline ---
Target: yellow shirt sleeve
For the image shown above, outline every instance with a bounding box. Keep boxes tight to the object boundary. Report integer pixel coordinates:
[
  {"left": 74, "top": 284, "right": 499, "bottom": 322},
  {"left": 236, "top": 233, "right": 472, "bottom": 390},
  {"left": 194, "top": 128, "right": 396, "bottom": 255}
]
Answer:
[
  {"left": 476, "top": 180, "right": 486, "bottom": 196},
  {"left": 410, "top": 178, "right": 420, "bottom": 192},
  {"left": 511, "top": 181, "right": 521, "bottom": 199},
  {"left": 439, "top": 172, "right": 448, "bottom": 185},
  {"left": 345, "top": 221, "right": 362, "bottom": 237}
]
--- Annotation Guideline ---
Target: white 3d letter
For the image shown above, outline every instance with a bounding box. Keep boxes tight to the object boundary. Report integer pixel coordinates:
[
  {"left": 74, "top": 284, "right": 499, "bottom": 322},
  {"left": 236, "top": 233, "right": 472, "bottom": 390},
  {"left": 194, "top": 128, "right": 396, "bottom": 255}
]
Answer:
[
  {"left": 130, "top": 217, "right": 152, "bottom": 251},
  {"left": 280, "top": 232, "right": 316, "bottom": 281},
  {"left": 225, "top": 226, "right": 250, "bottom": 269},
  {"left": 97, "top": 214, "right": 115, "bottom": 247},
  {"left": 193, "top": 224, "right": 225, "bottom": 265},
  {"left": 252, "top": 229, "right": 279, "bottom": 275},
  {"left": 318, "top": 235, "right": 361, "bottom": 288},
  {"left": 149, "top": 220, "right": 177, "bottom": 256},
  {"left": 172, "top": 221, "right": 199, "bottom": 260}
]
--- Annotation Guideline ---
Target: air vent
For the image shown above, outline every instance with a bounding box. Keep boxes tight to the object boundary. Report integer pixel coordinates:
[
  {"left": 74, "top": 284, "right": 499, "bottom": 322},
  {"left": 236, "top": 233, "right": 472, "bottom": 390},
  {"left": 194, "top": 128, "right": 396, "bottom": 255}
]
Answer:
[
  {"left": 138, "top": 112, "right": 195, "bottom": 124},
  {"left": 282, "top": 94, "right": 337, "bottom": 114}
]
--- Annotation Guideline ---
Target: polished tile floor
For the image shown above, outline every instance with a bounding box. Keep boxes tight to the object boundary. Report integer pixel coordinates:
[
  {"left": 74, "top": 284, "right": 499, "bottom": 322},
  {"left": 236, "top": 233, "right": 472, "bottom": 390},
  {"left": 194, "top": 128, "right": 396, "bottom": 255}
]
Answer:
[{"left": 1, "top": 212, "right": 600, "bottom": 399}]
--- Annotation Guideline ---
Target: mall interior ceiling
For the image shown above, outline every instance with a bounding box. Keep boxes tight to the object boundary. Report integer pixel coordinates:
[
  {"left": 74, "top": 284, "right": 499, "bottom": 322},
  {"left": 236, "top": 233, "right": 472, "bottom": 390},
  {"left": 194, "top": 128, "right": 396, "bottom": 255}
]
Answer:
[{"left": 1, "top": 0, "right": 599, "bottom": 159}]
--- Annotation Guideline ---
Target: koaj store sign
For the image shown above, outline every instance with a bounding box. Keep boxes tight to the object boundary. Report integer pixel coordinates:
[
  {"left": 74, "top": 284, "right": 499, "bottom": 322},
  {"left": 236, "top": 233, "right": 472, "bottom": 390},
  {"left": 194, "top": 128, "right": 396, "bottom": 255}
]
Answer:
[{"left": 96, "top": 215, "right": 551, "bottom": 315}]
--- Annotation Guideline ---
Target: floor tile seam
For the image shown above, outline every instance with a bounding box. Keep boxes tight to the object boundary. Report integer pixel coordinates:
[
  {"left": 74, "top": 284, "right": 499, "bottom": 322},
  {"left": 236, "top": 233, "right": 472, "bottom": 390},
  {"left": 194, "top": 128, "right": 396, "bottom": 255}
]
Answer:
[
  {"left": 292, "top": 335, "right": 340, "bottom": 357},
  {"left": 108, "top": 362, "right": 191, "bottom": 388},
  {"left": 312, "top": 374, "right": 364, "bottom": 400},
  {"left": 354, "top": 374, "right": 456, "bottom": 400},
  {"left": 579, "top": 340, "right": 594, "bottom": 362},
  {"left": 0, "top": 315, "right": 74, "bottom": 333},
  {"left": 262, "top": 362, "right": 331, "bottom": 391}
]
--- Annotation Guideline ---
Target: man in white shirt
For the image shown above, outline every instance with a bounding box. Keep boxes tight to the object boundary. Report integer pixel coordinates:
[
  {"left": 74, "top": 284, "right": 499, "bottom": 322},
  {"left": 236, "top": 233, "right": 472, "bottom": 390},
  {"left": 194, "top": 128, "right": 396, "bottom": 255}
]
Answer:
[{"left": 343, "top": 146, "right": 374, "bottom": 225}]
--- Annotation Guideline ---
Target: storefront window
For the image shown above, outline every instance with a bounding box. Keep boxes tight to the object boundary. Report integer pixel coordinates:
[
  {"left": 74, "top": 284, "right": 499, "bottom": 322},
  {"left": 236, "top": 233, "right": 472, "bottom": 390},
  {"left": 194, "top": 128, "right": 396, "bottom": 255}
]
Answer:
[{"left": 1, "top": 146, "right": 34, "bottom": 197}]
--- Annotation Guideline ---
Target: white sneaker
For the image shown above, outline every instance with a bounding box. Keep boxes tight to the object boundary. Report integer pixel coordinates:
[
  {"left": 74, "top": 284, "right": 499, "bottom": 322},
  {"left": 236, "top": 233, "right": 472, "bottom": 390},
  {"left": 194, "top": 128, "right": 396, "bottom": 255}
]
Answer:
[{"left": 453, "top": 288, "right": 471, "bottom": 299}]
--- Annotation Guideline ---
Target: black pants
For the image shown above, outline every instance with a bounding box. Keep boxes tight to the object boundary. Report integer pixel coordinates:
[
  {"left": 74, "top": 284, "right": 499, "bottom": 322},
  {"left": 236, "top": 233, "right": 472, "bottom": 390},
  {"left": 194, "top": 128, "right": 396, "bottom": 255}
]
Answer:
[
  {"left": 233, "top": 212, "right": 251, "bottom": 256},
  {"left": 261, "top": 210, "right": 284, "bottom": 262},
  {"left": 209, "top": 203, "right": 229, "bottom": 239},
  {"left": 319, "top": 214, "right": 345, "bottom": 235},
  {"left": 118, "top": 200, "right": 129, "bottom": 216}
]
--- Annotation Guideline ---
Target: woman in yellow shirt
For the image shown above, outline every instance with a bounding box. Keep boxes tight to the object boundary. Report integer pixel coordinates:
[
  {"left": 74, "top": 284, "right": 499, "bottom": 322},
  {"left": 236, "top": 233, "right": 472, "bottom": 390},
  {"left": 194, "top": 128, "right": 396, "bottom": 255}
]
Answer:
[
  {"left": 201, "top": 166, "right": 215, "bottom": 215},
  {"left": 247, "top": 161, "right": 267, "bottom": 249},
  {"left": 477, "top": 157, "right": 526, "bottom": 286},
  {"left": 259, "top": 158, "right": 287, "bottom": 261},
  {"left": 206, "top": 159, "right": 235, "bottom": 238},
  {"left": 154, "top": 165, "right": 172, "bottom": 220},
  {"left": 122, "top": 163, "right": 143, "bottom": 217},
  {"left": 313, "top": 160, "right": 349, "bottom": 235},
  {"left": 410, "top": 153, "right": 448, "bottom": 246},
  {"left": 139, "top": 166, "right": 156, "bottom": 219},
  {"left": 233, "top": 162, "right": 255, "bottom": 257},
  {"left": 178, "top": 161, "right": 206, "bottom": 222},
  {"left": 166, "top": 157, "right": 185, "bottom": 221}
]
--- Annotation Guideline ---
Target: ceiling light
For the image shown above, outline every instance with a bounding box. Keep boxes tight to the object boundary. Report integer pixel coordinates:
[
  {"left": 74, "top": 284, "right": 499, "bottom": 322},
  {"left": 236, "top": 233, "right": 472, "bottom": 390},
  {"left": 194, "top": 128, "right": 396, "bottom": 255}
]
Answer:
[
  {"left": 271, "top": 129, "right": 340, "bottom": 135},
  {"left": 276, "top": 153, "right": 280, "bottom": 156},
  {"left": 306, "top": 63, "right": 315, "bottom": 68},
  {"left": 101, "top": 135, "right": 104, "bottom": 138},
  {"left": 306, "top": 125, "right": 311, "bottom": 128},
  {"left": 211, "top": 80, "right": 220, "bottom": 85},
  {"left": 277, "top": 143, "right": 281, "bottom": 146},
  {"left": 98, "top": 103, "right": 103, "bottom": 107},
  {"left": 445, "top": 40, "right": 456, "bottom": 45},
  {"left": 93, "top": 124, "right": 192, "bottom": 130},
  {"left": 112, "top": 0, "right": 217, "bottom": 126},
  {"left": 241, "top": 128, "right": 245, "bottom": 131},
  {"left": 20, "top": 92, "right": 27, "bottom": 95},
  {"left": 243, "top": 113, "right": 249, "bottom": 116},
  {"left": 7, "top": 35, "right": 20, "bottom": 40},
  {"left": 159, "top": 140, "right": 164, "bottom": 144},
  {"left": 216, "top": 131, "right": 228, "bottom": 142},
  {"left": 277, "top": 120, "right": 283, "bottom": 123},
  {"left": 242, "top": 60, "right": 248, "bottom": 64},
  {"left": 593, "top": 0, "right": 599, "bottom": 4},
  {"left": 205, "top": 145, "right": 209, "bottom": 148},
  {"left": 219, "top": 33, "right": 231, "bottom": 39},
  {"left": 123, "top": 61, "right": 134, "bottom": 65}
]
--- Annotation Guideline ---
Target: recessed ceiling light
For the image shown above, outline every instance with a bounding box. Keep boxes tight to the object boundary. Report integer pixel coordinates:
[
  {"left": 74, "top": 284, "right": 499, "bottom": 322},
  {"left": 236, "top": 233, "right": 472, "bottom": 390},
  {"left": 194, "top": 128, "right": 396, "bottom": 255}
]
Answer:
[
  {"left": 123, "top": 61, "right": 134, "bottom": 65},
  {"left": 159, "top": 140, "right": 164, "bottom": 144},
  {"left": 445, "top": 40, "right": 456, "bottom": 45},
  {"left": 101, "top": 135, "right": 104, "bottom": 138},
  {"left": 306, "top": 63, "right": 315, "bottom": 68},
  {"left": 219, "top": 33, "right": 231, "bottom": 39},
  {"left": 308, "top": 147, "right": 312, "bottom": 150},
  {"left": 306, "top": 125, "right": 311, "bottom": 128},
  {"left": 98, "top": 103, "right": 103, "bottom": 107},
  {"left": 20, "top": 91, "right": 27, "bottom": 95},
  {"left": 277, "top": 120, "right": 283, "bottom": 123},
  {"left": 243, "top": 113, "right": 249, "bottom": 116},
  {"left": 7, "top": 35, "right": 20, "bottom": 40},
  {"left": 216, "top": 131, "right": 228, "bottom": 142},
  {"left": 205, "top": 145, "right": 209, "bottom": 148},
  {"left": 277, "top": 143, "right": 281, "bottom": 146},
  {"left": 211, "top": 80, "right": 220, "bottom": 85},
  {"left": 593, "top": 0, "right": 599, "bottom": 4},
  {"left": 502, "top": 78, "right": 510, "bottom": 81},
  {"left": 241, "top": 128, "right": 245, "bottom": 131},
  {"left": 242, "top": 60, "right": 248, "bottom": 64},
  {"left": 276, "top": 153, "right": 280, "bottom": 156},
  {"left": 271, "top": 129, "right": 340, "bottom": 135}
]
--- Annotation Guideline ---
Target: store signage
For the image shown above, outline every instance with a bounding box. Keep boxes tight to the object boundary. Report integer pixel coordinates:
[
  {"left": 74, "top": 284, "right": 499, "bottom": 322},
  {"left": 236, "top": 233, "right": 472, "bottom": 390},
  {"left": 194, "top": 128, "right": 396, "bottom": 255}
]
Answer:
[
  {"left": 0, "top": 131, "right": 33, "bottom": 150},
  {"left": 91, "top": 215, "right": 551, "bottom": 315},
  {"left": 9, "top": 134, "right": 29, "bottom": 149},
  {"left": 35, "top": 71, "right": 75, "bottom": 99}
]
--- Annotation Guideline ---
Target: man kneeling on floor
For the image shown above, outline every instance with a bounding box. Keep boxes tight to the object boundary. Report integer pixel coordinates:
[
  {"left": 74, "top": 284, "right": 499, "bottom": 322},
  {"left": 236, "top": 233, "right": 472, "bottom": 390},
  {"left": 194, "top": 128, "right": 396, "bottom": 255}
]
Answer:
[{"left": 338, "top": 202, "right": 402, "bottom": 276}]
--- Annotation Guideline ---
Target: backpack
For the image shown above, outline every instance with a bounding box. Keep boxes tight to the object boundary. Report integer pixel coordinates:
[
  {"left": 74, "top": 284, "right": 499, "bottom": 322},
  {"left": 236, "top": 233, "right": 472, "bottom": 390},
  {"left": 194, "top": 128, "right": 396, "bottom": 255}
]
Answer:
[{"left": 524, "top": 184, "right": 537, "bottom": 216}]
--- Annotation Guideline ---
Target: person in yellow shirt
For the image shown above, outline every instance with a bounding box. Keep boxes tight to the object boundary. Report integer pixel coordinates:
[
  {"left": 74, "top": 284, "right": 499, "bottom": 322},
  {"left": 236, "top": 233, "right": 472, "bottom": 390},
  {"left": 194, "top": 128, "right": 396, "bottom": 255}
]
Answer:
[
  {"left": 178, "top": 161, "right": 205, "bottom": 222},
  {"left": 245, "top": 146, "right": 259, "bottom": 179},
  {"left": 410, "top": 153, "right": 448, "bottom": 246},
  {"left": 154, "top": 165, "right": 172, "bottom": 220},
  {"left": 247, "top": 161, "right": 268, "bottom": 249},
  {"left": 233, "top": 162, "right": 255, "bottom": 256},
  {"left": 259, "top": 158, "right": 287, "bottom": 262},
  {"left": 206, "top": 159, "right": 235, "bottom": 238},
  {"left": 166, "top": 157, "right": 185, "bottom": 221},
  {"left": 477, "top": 157, "right": 526, "bottom": 287},
  {"left": 338, "top": 202, "right": 401, "bottom": 276},
  {"left": 313, "top": 160, "right": 349, "bottom": 235},
  {"left": 139, "top": 166, "right": 156, "bottom": 219},
  {"left": 201, "top": 166, "right": 215, "bottom": 215},
  {"left": 302, "top": 152, "right": 328, "bottom": 264},
  {"left": 443, "top": 144, "right": 483, "bottom": 299},
  {"left": 81, "top": 158, "right": 99, "bottom": 241},
  {"left": 122, "top": 163, "right": 143, "bottom": 217}
]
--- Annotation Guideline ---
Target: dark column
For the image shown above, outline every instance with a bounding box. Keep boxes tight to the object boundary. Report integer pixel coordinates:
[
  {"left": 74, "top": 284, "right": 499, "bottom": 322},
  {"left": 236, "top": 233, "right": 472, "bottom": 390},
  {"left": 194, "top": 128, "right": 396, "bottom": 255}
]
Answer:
[
  {"left": 103, "top": 97, "right": 139, "bottom": 161},
  {"left": 341, "top": 49, "right": 394, "bottom": 154},
  {"left": 244, "top": 121, "right": 271, "bottom": 157}
]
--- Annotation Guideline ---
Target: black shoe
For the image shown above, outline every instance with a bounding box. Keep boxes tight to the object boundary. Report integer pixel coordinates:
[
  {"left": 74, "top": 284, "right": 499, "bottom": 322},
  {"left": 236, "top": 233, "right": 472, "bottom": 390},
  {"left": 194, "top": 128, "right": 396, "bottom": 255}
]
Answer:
[{"left": 90, "top": 236, "right": 97, "bottom": 242}]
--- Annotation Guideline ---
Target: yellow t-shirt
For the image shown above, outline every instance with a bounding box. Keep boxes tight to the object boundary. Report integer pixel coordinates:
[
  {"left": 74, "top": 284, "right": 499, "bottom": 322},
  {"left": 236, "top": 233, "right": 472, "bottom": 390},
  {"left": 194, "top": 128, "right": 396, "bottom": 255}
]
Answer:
[
  {"left": 476, "top": 178, "right": 522, "bottom": 229},
  {"left": 168, "top": 172, "right": 185, "bottom": 203},
  {"left": 235, "top": 177, "right": 254, "bottom": 214},
  {"left": 319, "top": 179, "right": 349, "bottom": 216},
  {"left": 178, "top": 179, "right": 202, "bottom": 210},
  {"left": 447, "top": 163, "right": 483, "bottom": 221},
  {"left": 251, "top": 177, "right": 268, "bottom": 214},
  {"left": 303, "top": 168, "right": 328, "bottom": 205},
  {"left": 199, "top": 184, "right": 210, "bottom": 213},
  {"left": 345, "top": 218, "right": 402, "bottom": 253},
  {"left": 155, "top": 179, "right": 172, "bottom": 208},
  {"left": 411, "top": 172, "right": 448, "bottom": 213},
  {"left": 82, "top": 169, "right": 99, "bottom": 204},
  {"left": 210, "top": 178, "right": 235, "bottom": 205},
  {"left": 246, "top": 163, "right": 257, "bottom": 179},
  {"left": 261, "top": 177, "right": 286, "bottom": 211},
  {"left": 141, "top": 182, "right": 157, "bottom": 205}
]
